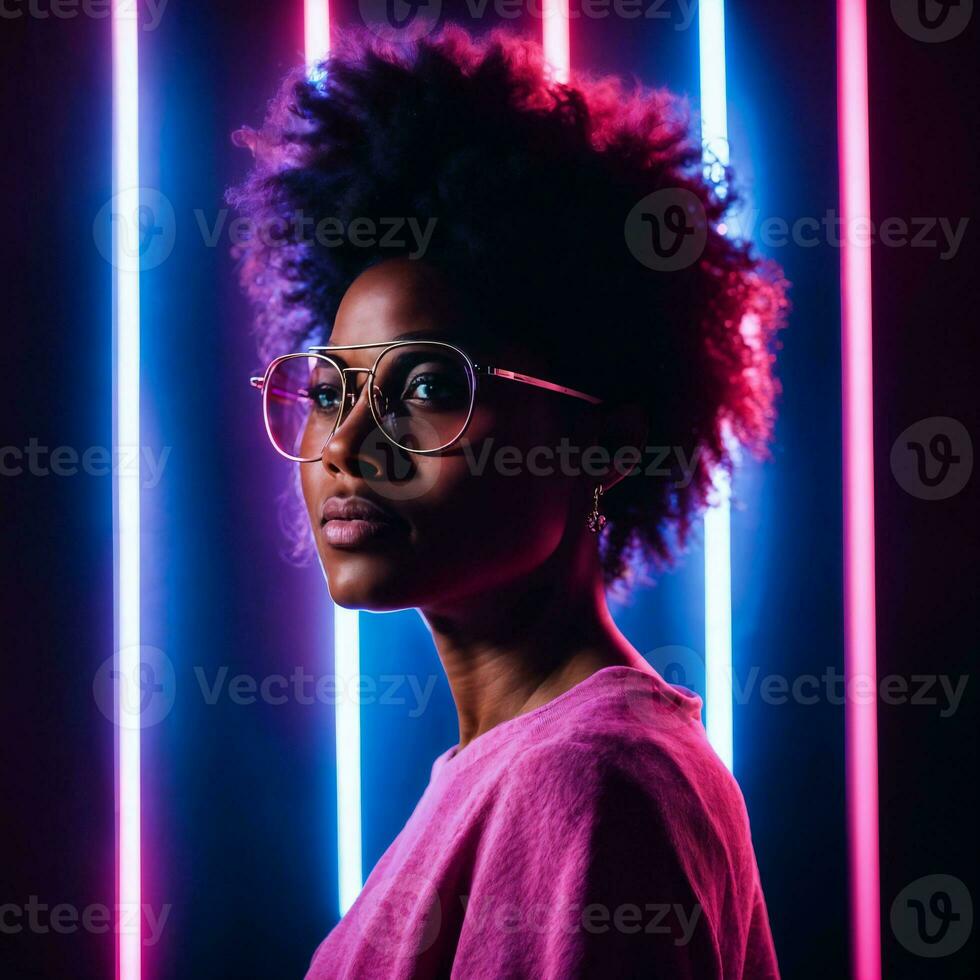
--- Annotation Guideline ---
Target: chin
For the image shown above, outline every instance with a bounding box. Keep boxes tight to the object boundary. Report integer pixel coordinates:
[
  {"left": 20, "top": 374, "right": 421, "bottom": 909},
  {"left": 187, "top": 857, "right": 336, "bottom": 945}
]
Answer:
[{"left": 321, "top": 555, "right": 420, "bottom": 613}]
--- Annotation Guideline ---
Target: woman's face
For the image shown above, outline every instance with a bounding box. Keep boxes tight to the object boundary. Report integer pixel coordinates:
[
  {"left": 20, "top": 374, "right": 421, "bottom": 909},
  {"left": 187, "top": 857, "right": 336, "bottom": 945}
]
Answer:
[{"left": 300, "top": 257, "right": 598, "bottom": 613}]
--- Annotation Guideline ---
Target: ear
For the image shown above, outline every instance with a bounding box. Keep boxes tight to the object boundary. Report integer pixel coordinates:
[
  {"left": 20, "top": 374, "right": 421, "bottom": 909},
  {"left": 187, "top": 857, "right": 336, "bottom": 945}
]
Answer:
[{"left": 597, "top": 401, "right": 650, "bottom": 493}]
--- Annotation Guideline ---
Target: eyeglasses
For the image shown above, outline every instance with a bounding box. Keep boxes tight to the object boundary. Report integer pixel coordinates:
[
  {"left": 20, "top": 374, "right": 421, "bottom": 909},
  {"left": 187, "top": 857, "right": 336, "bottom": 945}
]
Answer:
[{"left": 249, "top": 340, "right": 603, "bottom": 461}]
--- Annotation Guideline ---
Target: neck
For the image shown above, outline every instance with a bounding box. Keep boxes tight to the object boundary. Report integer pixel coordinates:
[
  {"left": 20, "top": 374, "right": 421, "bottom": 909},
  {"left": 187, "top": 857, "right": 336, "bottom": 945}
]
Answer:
[{"left": 419, "top": 540, "right": 650, "bottom": 751}]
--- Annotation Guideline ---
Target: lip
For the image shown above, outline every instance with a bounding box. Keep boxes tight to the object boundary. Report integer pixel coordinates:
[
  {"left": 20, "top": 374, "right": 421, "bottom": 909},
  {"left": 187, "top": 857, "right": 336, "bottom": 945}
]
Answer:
[{"left": 320, "top": 495, "right": 407, "bottom": 549}]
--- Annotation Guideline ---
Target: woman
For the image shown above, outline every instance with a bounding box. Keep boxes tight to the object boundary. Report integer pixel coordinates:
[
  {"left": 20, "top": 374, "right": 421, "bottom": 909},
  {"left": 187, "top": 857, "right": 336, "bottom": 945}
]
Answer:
[{"left": 230, "top": 25, "right": 787, "bottom": 979}]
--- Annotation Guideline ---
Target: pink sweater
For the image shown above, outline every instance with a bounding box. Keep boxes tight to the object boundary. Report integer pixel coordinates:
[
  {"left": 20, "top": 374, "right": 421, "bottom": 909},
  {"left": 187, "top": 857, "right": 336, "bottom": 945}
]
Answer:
[{"left": 306, "top": 665, "right": 779, "bottom": 979}]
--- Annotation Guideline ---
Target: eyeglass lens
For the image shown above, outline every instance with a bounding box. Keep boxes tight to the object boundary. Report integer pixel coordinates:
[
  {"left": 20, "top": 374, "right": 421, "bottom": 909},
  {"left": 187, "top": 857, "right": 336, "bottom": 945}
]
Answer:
[{"left": 264, "top": 344, "right": 475, "bottom": 458}]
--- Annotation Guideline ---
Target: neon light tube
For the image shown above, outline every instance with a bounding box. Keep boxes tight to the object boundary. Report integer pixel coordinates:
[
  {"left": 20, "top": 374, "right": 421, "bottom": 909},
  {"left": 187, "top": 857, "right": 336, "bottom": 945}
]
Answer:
[
  {"left": 112, "top": 1, "right": 141, "bottom": 977},
  {"left": 333, "top": 603, "right": 362, "bottom": 915},
  {"left": 698, "top": 0, "right": 734, "bottom": 772},
  {"left": 699, "top": 0, "right": 730, "bottom": 173},
  {"left": 703, "top": 470, "right": 733, "bottom": 771},
  {"left": 837, "top": 0, "right": 881, "bottom": 976},
  {"left": 542, "top": 0, "right": 570, "bottom": 84},
  {"left": 301, "top": 1, "right": 363, "bottom": 916},
  {"left": 304, "top": 0, "right": 330, "bottom": 75}
]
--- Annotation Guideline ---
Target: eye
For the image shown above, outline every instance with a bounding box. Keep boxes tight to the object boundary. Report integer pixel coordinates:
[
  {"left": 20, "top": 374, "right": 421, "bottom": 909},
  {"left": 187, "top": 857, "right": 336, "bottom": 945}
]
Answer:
[
  {"left": 306, "top": 383, "right": 342, "bottom": 413},
  {"left": 402, "top": 370, "right": 467, "bottom": 406}
]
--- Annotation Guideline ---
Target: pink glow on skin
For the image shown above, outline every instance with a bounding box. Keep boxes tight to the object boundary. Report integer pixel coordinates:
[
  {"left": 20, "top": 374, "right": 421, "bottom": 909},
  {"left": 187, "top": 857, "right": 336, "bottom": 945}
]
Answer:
[
  {"left": 542, "top": 0, "right": 570, "bottom": 83},
  {"left": 837, "top": 1, "right": 881, "bottom": 978}
]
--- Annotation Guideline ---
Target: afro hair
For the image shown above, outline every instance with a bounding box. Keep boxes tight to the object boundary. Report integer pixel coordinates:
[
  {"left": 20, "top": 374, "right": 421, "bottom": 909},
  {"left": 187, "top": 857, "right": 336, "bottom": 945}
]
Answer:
[{"left": 227, "top": 24, "right": 789, "bottom": 591}]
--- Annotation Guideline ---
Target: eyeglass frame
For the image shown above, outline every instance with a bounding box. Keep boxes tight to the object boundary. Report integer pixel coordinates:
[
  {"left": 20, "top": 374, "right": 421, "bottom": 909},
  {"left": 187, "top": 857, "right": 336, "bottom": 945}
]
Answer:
[{"left": 249, "top": 339, "right": 604, "bottom": 462}]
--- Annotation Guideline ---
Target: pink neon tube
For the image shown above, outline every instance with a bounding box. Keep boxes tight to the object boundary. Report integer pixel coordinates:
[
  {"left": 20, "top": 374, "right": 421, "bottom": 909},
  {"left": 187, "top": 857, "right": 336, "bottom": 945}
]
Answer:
[
  {"left": 837, "top": 1, "right": 881, "bottom": 977},
  {"left": 112, "top": 0, "right": 141, "bottom": 977}
]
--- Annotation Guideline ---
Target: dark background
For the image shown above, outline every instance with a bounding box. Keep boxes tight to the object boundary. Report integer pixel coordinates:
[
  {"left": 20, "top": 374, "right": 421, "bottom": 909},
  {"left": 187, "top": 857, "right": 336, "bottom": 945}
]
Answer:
[{"left": 1, "top": 1, "right": 975, "bottom": 978}]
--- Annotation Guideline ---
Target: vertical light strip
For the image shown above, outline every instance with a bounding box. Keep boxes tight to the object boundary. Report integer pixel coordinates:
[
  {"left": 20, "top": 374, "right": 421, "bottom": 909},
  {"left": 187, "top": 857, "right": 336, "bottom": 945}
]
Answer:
[
  {"left": 112, "top": 1, "right": 141, "bottom": 977},
  {"left": 304, "top": 0, "right": 330, "bottom": 75},
  {"left": 698, "top": 0, "right": 734, "bottom": 772},
  {"left": 333, "top": 603, "right": 362, "bottom": 914},
  {"left": 837, "top": 1, "right": 880, "bottom": 977},
  {"left": 302, "top": 1, "right": 363, "bottom": 916},
  {"left": 703, "top": 472, "right": 733, "bottom": 771},
  {"left": 698, "top": 0, "right": 730, "bottom": 176},
  {"left": 542, "top": 0, "right": 570, "bottom": 83}
]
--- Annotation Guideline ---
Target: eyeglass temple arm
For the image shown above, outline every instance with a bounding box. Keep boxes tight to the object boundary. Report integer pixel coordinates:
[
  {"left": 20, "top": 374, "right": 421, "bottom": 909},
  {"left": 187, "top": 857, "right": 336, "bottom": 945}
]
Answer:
[
  {"left": 475, "top": 365, "right": 603, "bottom": 405},
  {"left": 252, "top": 365, "right": 601, "bottom": 405},
  {"left": 250, "top": 377, "right": 306, "bottom": 406}
]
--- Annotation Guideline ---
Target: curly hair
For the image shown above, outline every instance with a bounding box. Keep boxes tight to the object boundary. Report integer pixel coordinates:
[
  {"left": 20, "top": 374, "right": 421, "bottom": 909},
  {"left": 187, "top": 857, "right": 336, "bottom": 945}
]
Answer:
[{"left": 227, "top": 24, "right": 788, "bottom": 591}]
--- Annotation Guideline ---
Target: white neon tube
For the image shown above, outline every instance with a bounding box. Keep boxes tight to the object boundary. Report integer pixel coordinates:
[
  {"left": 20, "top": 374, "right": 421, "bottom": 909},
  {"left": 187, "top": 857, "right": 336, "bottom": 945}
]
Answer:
[
  {"left": 542, "top": 0, "right": 570, "bottom": 83},
  {"left": 333, "top": 602, "right": 363, "bottom": 915},
  {"left": 698, "top": 0, "right": 734, "bottom": 772},
  {"left": 301, "top": 1, "right": 363, "bottom": 916},
  {"left": 304, "top": 0, "right": 330, "bottom": 76}
]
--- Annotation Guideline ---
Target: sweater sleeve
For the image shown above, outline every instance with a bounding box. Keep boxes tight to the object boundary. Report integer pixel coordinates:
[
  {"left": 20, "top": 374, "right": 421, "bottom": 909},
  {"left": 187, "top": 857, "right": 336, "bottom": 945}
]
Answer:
[{"left": 449, "top": 738, "right": 771, "bottom": 980}]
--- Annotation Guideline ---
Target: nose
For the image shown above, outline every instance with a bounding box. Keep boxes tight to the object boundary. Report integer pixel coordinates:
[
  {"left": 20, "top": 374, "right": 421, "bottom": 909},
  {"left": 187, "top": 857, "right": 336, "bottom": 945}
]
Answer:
[
  {"left": 318, "top": 370, "right": 412, "bottom": 482},
  {"left": 318, "top": 370, "right": 379, "bottom": 476}
]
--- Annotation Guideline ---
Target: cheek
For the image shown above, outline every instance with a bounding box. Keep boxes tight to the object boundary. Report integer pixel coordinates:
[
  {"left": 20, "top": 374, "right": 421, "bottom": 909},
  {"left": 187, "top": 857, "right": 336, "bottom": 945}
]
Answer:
[
  {"left": 403, "top": 461, "right": 572, "bottom": 599},
  {"left": 300, "top": 463, "right": 325, "bottom": 524},
  {"left": 294, "top": 399, "right": 586, "bottom": 608},
  {"left": 403, "top": 408, "right": 579, "bottom": 579}
]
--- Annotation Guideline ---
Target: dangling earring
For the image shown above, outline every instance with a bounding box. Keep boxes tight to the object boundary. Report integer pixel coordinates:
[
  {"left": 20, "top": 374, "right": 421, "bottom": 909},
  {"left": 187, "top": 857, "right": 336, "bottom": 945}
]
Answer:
[{"left": 586, "top": 483, "right": 607, "bottom": 533}]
